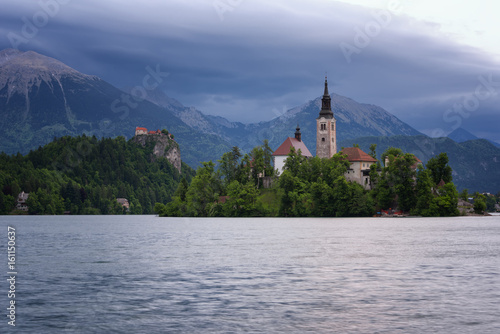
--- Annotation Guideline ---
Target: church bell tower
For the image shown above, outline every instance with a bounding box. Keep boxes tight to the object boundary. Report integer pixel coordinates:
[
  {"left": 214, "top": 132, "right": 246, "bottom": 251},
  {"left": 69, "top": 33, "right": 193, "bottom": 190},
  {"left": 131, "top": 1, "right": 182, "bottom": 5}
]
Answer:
[{"left": 316, "top": 76, "right": 337, "bottom": 158}]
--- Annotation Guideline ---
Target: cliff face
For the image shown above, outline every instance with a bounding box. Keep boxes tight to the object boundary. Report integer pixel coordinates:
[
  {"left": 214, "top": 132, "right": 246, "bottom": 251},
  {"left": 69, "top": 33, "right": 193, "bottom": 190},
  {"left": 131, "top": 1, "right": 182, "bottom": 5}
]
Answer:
[{"left": 133, "top": 134, "right": 182, "bottom": 173}]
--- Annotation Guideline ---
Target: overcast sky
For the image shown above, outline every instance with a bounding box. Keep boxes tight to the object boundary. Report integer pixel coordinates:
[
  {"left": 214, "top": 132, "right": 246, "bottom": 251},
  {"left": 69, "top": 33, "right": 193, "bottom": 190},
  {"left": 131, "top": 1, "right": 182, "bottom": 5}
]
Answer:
[{"left": 1, "top": 0, "right": 499, "bottom": 143}]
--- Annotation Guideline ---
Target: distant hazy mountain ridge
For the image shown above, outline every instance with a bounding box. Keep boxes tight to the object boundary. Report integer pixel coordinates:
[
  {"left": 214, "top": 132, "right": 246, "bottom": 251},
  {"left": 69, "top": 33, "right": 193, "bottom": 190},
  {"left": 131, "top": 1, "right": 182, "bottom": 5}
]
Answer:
[
  {"left": 447, "top": 128, "right": 479, "bottom": 143},
  {"left": 142, "top": 85, "right": 422, "bottom": 154}
]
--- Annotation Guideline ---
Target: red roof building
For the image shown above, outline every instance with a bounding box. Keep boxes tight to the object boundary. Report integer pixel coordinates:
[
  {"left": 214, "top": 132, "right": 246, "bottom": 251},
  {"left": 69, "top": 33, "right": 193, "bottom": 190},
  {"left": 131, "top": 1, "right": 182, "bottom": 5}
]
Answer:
[
  {"left": 273, "top": 126, "right": 312, "bottom": 174},
  {"left": 135, "top": 127, "right": 148, "bottom": 136},
  {"left": 341, "top": 147, "right": 378, "bottom": 190},
  {"left": 272, "top": 137, "right": 313, "bottom": 158},
  {"left": 341, "top": 147, "right": 377, "bottom": 163}
]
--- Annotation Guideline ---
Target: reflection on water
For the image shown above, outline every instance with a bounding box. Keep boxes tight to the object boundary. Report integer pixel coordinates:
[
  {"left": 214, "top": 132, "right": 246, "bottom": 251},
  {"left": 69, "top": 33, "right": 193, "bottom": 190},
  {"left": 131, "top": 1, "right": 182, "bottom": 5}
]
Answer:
[{"left": 1, "top": 215, "right": 500, "bottom": 333}]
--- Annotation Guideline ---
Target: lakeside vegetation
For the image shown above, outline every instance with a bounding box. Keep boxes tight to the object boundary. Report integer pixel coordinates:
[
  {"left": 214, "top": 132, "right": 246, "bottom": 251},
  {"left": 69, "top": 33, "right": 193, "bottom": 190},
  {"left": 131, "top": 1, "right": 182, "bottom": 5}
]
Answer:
[
  {"left": 1, "top": 135, "right": 497, "bottom": 216},
  {"left": 0, "top": 135, "right": 195, "bottom": 215},
  {"left": 155, "top": 143, "right": 499, "bottom": 218}
]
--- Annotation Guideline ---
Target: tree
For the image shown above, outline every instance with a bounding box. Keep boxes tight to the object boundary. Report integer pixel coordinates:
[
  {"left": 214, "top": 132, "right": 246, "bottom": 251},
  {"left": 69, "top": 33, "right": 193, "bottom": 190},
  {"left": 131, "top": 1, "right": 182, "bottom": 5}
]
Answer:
[
  {"left": 175, "top": 178, "right": 189, "bottom": 202},
  {"left": 0, "top": 192, "right": 15, "bottom": 214},
  {"left": 381, "top": 147, "right": 403, "bottom": 167},
  {"left": 426, "top": 152, "right": 453, "bottom": 185},
  {"left": 284, "top": 147, "right": 307, "bottom": 177},
  {"left": 387, "top": 153, "right": 417, "bottom": 212},
  {"left": 460, "top": 188, "right": 470, "bottom": 201},
  {"left": 237, "top": 154, "right": 252, "bottom": 185},
  {"left": 154, "top": 202, "right": 166, "bottom": 215},
  {"left": 369, "top": 144, "right": 377, "bottom": 159},
  {"left": 217, "top": 147, "right": 242, "bottom": 188},
  {"left": 250, "top": 146, "right": 265, "bottom": 188},
  {"left": 186, "top": 161, "right": 220, "bottom": 217},
  {"left": 278, "top": 170, "right": 309, "bottom": 217},
  {"left": 309, "top": 179, "right": 333, "bottom": 217},
  {"left": 222, "top": 180, "right": 260, "bottom": 217},
  {"left": 485, "top": 194, "right": 496, "bottom": 212},
  {"left": 414, "top": 168, "right": 436, "bottom": 216},
  {"left": 433, "top": 183, "right": 460, "bottom": 216},
  {"left": 262, "top": 139, "right": 274, "bottom": 177},
  {"left": 26, "top": 190, "right": 43, "bottom": 214}
]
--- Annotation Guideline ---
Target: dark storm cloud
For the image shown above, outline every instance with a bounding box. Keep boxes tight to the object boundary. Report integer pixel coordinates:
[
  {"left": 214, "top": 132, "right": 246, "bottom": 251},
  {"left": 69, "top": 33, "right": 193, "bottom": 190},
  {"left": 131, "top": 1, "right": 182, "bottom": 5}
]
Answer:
[{"left": 1, "top": 0, "right": 499, "bottom": 142}]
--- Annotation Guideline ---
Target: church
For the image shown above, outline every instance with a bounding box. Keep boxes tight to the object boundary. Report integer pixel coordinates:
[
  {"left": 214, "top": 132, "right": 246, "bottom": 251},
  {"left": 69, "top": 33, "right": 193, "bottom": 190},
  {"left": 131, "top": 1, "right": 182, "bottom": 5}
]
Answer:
[{"left": 272, "top": 77, "right": 377, "bottom": 189}]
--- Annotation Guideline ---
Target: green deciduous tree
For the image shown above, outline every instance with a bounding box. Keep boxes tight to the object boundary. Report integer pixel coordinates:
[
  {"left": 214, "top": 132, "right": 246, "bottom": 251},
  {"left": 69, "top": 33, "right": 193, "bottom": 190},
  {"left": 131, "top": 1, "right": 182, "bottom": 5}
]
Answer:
[
  {"left": 186, "top": 161, "right": 220, "bottom": 217},
  {"left": 222, "top": 180, "right": 260, "bottom": 217},
  {"left": 218, "top": 146, "right": 242, "bottom": 188},
  {"left": 426, "top": 152, "right": 453, "bottom": 185}
]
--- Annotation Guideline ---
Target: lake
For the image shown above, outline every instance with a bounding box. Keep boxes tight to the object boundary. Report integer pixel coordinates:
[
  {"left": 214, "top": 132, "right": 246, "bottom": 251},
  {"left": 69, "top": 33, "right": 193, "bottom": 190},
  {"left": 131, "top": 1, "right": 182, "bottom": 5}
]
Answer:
[{"left": 1, "top": 215, "right": 499, "bottom": 333}]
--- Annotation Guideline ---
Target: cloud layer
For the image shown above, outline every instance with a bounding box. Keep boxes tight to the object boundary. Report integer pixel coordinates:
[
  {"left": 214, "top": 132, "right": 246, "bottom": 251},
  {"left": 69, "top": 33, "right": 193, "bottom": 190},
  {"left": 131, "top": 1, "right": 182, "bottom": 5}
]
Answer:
[{"left": 1, "top": 0, "right": 499, "bottom": 142}]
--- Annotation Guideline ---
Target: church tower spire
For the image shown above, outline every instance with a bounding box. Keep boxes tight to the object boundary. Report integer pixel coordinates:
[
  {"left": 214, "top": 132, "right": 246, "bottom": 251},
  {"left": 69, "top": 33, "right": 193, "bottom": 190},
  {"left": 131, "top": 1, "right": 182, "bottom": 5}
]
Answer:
[
  {"left": 319, "top": 76, "right": 333, "bottom": 119},
  {"left": 316, "top": 76, "right": 337, "bottom": 158}
]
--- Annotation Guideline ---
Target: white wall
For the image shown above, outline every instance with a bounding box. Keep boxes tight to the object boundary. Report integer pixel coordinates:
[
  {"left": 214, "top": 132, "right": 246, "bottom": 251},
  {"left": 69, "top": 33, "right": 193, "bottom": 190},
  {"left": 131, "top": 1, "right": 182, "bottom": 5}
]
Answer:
[{"left": 274, "top": 156, "right": 287, "bottom": 175}]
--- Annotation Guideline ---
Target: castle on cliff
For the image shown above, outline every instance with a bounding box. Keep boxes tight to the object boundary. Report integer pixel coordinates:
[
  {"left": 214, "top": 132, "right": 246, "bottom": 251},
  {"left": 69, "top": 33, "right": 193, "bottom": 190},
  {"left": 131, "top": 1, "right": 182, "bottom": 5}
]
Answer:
[
  {"left": 135, "top": 127, "right": 174, "bottom": 139},
  {"left": 133, "top": 127, "right": 181, "bottom": 173}
]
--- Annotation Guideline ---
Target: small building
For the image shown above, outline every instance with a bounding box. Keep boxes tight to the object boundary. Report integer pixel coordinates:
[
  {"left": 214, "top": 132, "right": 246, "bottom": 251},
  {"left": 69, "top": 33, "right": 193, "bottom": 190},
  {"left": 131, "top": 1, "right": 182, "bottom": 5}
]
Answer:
[
  {"left": 116, "top": 198, "right": 130, "bottom": 210},
  {"left": 16, "top": 191, "right": 29, "bottom": 211},
  {"left": 272, "top": 126, "right": 313, "bottom": 174},
  {"left": 148, "top": 129, "right": 162, "bottom": 135},
  {"left": 135, "top": 127, "right": 148, "bottom": 136},
  {"left": 342, "top": 147, "right": 378, "bottom": 190}
]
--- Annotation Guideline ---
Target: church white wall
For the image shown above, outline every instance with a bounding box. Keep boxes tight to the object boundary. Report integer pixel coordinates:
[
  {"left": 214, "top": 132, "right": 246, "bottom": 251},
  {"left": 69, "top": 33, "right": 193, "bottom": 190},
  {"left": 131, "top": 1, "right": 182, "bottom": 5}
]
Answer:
[{"left": 274, "top": 156, "right": 287, "bottom": 175}]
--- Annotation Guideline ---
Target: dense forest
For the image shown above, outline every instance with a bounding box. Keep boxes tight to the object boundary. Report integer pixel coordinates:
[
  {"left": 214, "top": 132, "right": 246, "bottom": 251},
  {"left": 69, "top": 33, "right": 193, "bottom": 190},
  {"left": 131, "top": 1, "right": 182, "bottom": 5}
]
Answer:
[
  {"left": 156, "top": 143, "right": 499, "bottom": 218},
  {"left": 0, "top": 135, "right": 195, "bottom": 215},
  {"left": 1, "top": 134, "right": 497, "bottom": 217}
]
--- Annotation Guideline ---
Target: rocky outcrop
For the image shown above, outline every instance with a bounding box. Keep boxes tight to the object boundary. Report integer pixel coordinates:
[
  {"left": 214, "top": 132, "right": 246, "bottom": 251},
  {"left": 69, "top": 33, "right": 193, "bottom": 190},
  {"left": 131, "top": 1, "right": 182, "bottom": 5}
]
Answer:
[{"left": 133, "top": 134, "right": 182, "bottom": 173}]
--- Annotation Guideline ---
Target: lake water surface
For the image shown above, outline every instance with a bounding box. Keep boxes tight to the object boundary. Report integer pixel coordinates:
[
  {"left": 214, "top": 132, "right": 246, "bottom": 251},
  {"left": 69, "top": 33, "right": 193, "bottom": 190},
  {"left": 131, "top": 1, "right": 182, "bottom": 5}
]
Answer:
[{"left": 1, "top": 215, "right": 500, "bottom": 333}]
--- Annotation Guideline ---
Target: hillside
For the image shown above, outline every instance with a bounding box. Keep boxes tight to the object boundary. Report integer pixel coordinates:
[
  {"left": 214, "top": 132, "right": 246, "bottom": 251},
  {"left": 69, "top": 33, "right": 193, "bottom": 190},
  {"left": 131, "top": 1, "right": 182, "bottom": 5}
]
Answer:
[
  {"left": 0, "top": 135, "right": 195, "bottom": 215},
  {"left": 145, "top": 88, "right": 422, "bottom": 155},
  {"left": 0, "top": 49, "right": 230, "bottom": 167},
  {"left": 447, "top": 128, "right": 478, "bottom": 143},
  {"left": 340, "top": 136, "right": 500, "bottom": 193}
]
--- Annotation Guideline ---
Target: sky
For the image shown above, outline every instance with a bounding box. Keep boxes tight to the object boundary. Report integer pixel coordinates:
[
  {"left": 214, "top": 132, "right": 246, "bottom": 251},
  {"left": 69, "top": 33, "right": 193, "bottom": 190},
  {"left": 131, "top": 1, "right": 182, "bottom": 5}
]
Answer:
[{"left": 1, "top": 0, "right": 499, "bottom": 143}]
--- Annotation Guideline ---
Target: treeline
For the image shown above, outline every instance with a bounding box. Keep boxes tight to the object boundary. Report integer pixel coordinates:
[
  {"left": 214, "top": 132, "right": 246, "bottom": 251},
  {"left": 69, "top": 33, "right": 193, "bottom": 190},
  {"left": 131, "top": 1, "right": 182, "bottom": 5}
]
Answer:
[
  {"left": 155, "top": 142, "right": 277, "bottom": 217},
  {"left": 156, "top": 143, "right": 475, "bottom": 217},
  {"left": 0, "top": 135, "right": 195, "bottom": 215}
]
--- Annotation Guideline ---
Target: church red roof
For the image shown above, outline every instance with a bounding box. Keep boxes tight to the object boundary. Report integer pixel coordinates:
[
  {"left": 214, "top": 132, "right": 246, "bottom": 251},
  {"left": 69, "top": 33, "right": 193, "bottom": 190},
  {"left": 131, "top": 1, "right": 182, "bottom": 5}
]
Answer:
[
  {"left": 272, "top": 137, "right": 313, "bottom": 157},
  {"left": 341, "top": 147, "right": 377, "bottom": 162},
  {"left": 136, "top": 127, "right": 148, "bottom": 132}
]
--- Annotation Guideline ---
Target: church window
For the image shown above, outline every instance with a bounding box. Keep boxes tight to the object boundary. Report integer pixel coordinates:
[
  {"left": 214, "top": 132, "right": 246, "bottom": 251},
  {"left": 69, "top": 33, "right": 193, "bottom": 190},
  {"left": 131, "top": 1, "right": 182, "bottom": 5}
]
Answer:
[
  {"left": 332, "top": 124, "right": 334, "bottom": 130},
  {"left": 322, "top": 138, "right": 325, "bottom": 142},
  {"left": 320, "top": 123, "right": 326, "bottom": 131}
]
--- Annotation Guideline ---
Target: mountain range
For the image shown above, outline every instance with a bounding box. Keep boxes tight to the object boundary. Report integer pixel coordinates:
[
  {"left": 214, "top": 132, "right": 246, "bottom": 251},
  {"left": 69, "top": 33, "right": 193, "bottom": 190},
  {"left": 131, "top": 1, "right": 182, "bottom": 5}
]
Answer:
[
  {"left": 447, "top": 127, "right": 500, "bottom": 148},
  {"left": 1, "top": 49, "right": 499, "bottom": 192},
  {"left": 0, "top": 49, "right": 231, "bottom": 167}
]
